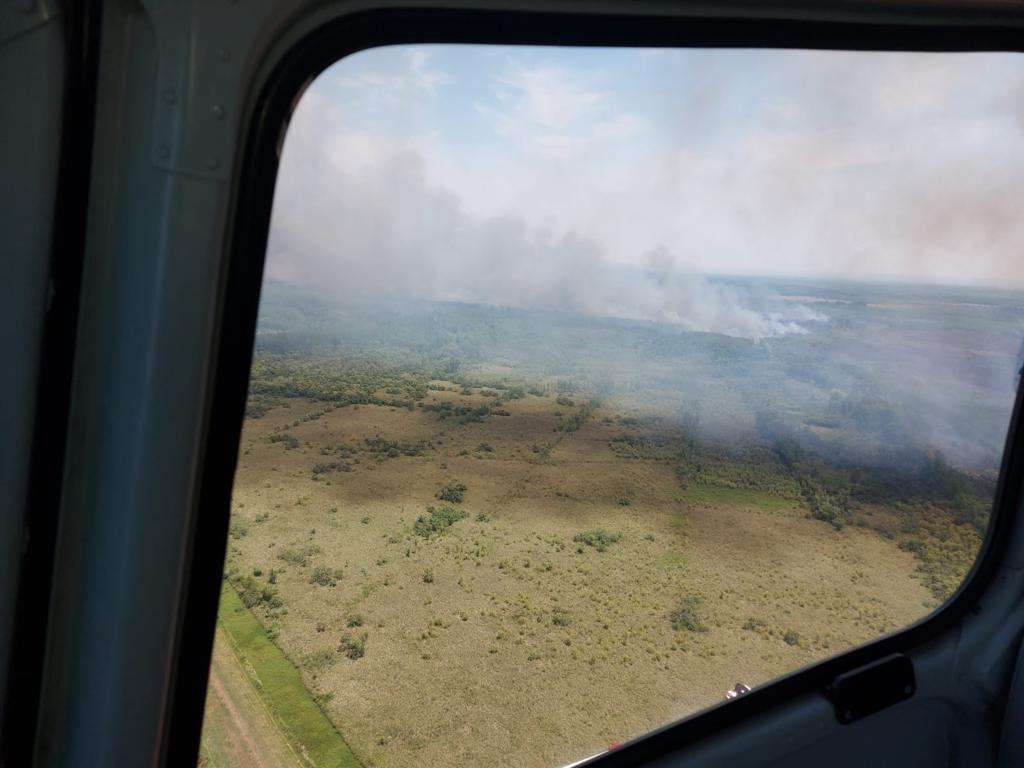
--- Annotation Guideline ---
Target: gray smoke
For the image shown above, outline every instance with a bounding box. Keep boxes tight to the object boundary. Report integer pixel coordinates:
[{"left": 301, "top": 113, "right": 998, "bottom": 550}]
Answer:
[{"left": 267, "top": 105, "right": 816, "bottom": 339}]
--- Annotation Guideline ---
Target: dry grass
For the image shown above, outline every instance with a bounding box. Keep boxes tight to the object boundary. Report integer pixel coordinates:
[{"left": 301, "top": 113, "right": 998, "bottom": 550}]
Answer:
[{"left": 223, "top": 387, "right": 938, "bottom": 768}]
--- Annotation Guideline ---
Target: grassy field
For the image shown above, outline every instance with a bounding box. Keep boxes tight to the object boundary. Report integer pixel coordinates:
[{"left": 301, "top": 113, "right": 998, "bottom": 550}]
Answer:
[
  {"left": 199, "top": 623, "right": 306, "bottom": 768},
  {"left": 217, "top": 376, "right": 980, "bottom": 768},
  {"left": 200, "top": 584, "right": 361, "bottom": 768}
]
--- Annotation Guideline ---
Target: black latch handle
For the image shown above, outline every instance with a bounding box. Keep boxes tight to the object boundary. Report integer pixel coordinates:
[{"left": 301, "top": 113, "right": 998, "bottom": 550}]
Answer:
[{"left": 829, "top": 653, "right": 916, "bottom": 724}]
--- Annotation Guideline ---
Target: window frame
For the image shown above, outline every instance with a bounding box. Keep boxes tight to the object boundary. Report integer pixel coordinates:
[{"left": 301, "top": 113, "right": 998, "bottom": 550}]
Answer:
[
  {"left": 0, "top": 2, "right": 103, "bottom": 763},
  {"left": 168, "top": 8, "right": 1024, "bottom": 766}
]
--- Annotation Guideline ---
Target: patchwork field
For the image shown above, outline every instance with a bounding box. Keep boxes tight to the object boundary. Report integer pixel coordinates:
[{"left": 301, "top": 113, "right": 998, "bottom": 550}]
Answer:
[{"left": 214, "top": 382, "right": 957, "bottom": 768}]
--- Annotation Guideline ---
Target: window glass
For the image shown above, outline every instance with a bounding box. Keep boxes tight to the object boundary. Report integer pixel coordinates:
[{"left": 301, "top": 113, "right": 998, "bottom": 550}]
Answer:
[{"left": 201, "top": 45, "right": 1024, "bottom": 768}]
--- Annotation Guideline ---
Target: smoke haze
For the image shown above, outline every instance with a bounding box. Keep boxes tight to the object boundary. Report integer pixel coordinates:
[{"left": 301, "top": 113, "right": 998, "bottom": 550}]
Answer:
[
  {"left": 268, "top": 125, "right": 824, "bottom": 338},
  {"left": 266, "top": 46, "right": 1024, "bottom": 332}
]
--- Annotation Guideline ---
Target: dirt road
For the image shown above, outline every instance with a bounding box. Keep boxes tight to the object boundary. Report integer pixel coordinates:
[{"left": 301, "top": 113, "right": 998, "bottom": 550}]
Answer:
[{"left": 199, "top": 627, "right": 305, "bottom": 768}]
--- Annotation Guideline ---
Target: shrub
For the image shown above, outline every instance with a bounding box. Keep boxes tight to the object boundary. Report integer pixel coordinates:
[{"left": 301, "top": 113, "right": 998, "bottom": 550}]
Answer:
[
  {"left": 312, "top": 461, "right": 351, "bottom": 478},
  {"left": 899, "top": 538, "right": 924, "bottom": 555},
  {"left": 609, "top": 434, "right": 677, "bottom": 460},
  {"left": 801, "top": 478, "right": 846, "bottom": 530},
  {"left": 302, "top": 649, "right": 336, "bottom": 671},
  {"left": 551, "top": 609, "right": 571, "bottom": 627},
  {"left": 573, "top": 529, "right": 622, "bottom": 552},
  {"left": 436, "top": 482, "right": 468, "bottom": 504},
  {"left": 422, "top": 569, "right": 434, "bottom": 583},
  {"left": 340, "top": 633, "right": 367, "bottom": 660},
  {"left": 229, "top": 522, "right": 248, "bottom": 540},
  {"left": 783, "top": 629, "right": 800, "bottom": 646},
  {"left": 245, "top": 398, "right": 274, "bottom": 419},
  {"left": 269, "top": 433, "right": 299, "bottom": 450},
  {"left": 346, "top": 614, "right": 364, "bottom": 628},
  {"left": 365, "top": 436, "right": 426, "bottom": 458},
  {"left": 413, "top": 505, "right": 468, "bottom": 538},
  {"left": 278, "top": 545, "right": 320, "bottom": 567},
  {"left": 234, "top": 576, "right": 282, "bottom": 611},
  {"left": 476, "top": 511, "right": 490, "bottom": 522},
  {"left": 310, "top": 566, "right": 338, "bottom": 587},
  {"left": 671, "top": 596, "right": 706, "bottom": 632}
]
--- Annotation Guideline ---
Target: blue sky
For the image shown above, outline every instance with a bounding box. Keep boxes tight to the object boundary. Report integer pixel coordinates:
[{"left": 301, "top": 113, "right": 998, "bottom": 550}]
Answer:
[{"left": 265, "top": 44, "right": 1024, "bottom": 335}]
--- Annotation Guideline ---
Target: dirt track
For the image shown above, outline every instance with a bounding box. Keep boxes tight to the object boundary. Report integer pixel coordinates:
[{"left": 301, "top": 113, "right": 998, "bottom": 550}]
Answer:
[{"left": 200, "top": 628, "right": 304, "bottom": 768}]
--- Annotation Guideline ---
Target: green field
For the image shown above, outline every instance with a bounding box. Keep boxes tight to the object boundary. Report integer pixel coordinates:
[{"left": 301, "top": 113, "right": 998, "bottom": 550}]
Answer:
[{"left": 200, "top": 584, "right": 361, "bottom": 768}]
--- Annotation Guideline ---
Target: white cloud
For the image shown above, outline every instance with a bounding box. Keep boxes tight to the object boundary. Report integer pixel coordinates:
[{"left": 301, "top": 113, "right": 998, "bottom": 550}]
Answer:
[
  {"left": 482, "top": 62, "right": 647, "bottom": 159},
  {"left": 327, "top": 48, "right": 451, "bottom": 103}
]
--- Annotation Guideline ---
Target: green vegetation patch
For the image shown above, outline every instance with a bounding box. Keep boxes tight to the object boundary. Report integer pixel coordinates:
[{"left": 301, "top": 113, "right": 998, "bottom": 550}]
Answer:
[
  {"left": 858, "top": 500, "right": 983, "bottom": 602},
  {"left": 268, "top": 432, "right": 299, "bottom": 450},
  {"left": 671, "top": 596, "right": 707, "bottom": 632},
  {"left": 551, "top": 608, "right": 571, "bottom": 627},
  {"left": 312, "top": 461, "right": 352, "bottom": 478},
  {"left": 573, "top": 529, "right": 622, "bottom": 553},
  {"left": 436, "top": 482, "right": 468, "bottom": 504},
  {"left": 800, "top": 478, "right": 847, "bottom": 530},
  {"left": 364, "top": 436, "right": 428, "bottom": 458},
  {"left": 679, "top": 485, "right": 796, "bottom": 512},
  {"left": 218, "top": 583, "right": 361, "bottom": 767},
  {"left": 340, "top": 633, "right": 367, "bottom": 660},
  {"left": 413, "top": 505, "right": 468, "bottom": 538},
  {"left": 278, "top": 544, "right": 320, "bottom": 567},
  {"left": 609, "top": 434, "right": 678, "bottom": 460},
  {"left": 558, "top": 399, "right": 599, "bottom": 433},
  {"left": 232, "top": 575, "right": 283, "bottom": 612},
  {"left": 422, "top": 402, "right": 496, "bottom": 424},
  {"left": 249, "top": 355, "right": 426, "bottom": 409},
  {"left": 244, "top": 393, "right": 282, "bottom": 419},
  {"left": 309, "top": 566, "right": 344, "bottom": 587}
]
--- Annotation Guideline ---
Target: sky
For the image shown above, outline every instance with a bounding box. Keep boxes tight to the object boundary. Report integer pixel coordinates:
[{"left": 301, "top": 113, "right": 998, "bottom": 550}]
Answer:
[{"left": 265, "top": 44, "right": 1024, "bottom": 336}]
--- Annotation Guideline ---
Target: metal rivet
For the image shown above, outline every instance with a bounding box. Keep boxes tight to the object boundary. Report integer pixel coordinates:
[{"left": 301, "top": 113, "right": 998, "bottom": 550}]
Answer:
[
  {"left": 157, "top": 144, "right": 170, "bottom": 160},
  {"left": 162, "top": 89, "right": 176, "bottom": 105},
  {"left": 218, "top": 47, "right": 232, "bottom": 63},
  {"left": 212, "top": 104, "right": 226, "bottom": 120}
]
